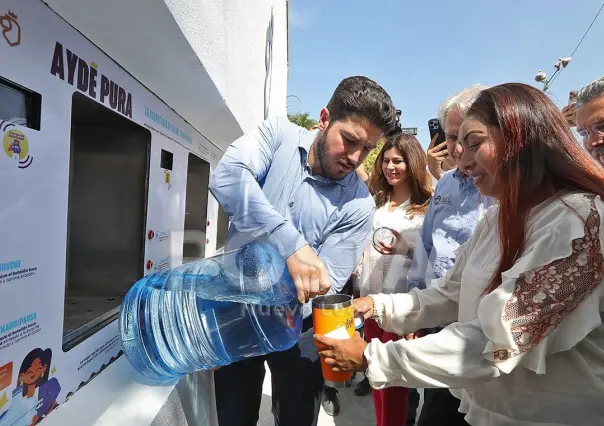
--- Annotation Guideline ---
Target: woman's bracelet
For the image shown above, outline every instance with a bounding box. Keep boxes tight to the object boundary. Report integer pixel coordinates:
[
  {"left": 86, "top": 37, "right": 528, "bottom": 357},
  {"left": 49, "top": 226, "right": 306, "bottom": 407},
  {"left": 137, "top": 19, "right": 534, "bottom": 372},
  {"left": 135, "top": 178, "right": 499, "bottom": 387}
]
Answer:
[{"left": 368, "top": 295, "right": 376, "bottom": 317}]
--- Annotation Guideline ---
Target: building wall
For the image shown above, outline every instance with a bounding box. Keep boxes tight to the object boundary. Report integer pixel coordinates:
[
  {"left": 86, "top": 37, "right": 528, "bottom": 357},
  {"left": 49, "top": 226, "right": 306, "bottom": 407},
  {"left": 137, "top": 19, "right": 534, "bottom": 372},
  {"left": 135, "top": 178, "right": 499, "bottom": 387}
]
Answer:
[
  {"left": 24, "top": 1, "right": 289, "bottom": 425},
  {"left": 44, "top": 0, "right": 290, "bottom": 150},
  {"left": 164, "top": 0, "right": 289, "bottom": 133}
]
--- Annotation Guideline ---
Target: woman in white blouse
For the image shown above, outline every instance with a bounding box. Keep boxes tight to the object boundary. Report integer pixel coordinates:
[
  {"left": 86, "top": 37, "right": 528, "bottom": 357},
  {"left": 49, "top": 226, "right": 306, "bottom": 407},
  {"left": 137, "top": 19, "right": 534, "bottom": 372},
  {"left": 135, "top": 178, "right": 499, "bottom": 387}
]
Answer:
[
  {"left": 357, "top": 129, "right": 433, "bottom": 425},
  {"left": 361, "top": 130, "right": 433, "bottom": 297},
  {"left": 315, "top": 83, "right": 604, "bottom": 426}
]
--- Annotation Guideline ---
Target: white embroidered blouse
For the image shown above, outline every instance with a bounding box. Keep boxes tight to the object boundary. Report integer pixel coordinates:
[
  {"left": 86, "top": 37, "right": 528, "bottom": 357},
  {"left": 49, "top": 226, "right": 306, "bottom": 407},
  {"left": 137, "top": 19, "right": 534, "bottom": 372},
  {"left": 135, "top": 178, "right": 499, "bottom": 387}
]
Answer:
[{"left": 364, "top": 191, "right": 604, "bottom": 426}]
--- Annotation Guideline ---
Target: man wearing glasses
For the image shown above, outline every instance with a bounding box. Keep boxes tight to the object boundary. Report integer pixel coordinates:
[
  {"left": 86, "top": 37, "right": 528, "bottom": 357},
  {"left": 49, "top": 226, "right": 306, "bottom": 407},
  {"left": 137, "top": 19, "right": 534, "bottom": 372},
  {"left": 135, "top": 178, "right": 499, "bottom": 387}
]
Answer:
[{"left": 573, "top": 76, "right": 604, "bottom": 167}]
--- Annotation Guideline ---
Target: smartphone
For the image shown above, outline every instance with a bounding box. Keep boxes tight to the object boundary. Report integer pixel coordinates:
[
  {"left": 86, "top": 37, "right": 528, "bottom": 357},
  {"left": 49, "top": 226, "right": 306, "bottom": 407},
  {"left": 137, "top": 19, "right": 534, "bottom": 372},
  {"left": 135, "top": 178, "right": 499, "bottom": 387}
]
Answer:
[{"left": 428, "top": 118, "right": 446, "bottom": 146}]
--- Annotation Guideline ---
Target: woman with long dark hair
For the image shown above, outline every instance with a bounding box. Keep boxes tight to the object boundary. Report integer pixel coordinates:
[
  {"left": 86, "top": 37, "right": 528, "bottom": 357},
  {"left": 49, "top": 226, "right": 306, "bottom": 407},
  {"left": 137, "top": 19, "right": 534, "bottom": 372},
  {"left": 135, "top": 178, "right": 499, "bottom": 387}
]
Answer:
[
  {"left": 361, "top": 129, "right": 433, "bottom": 297},
  {"left": 356, "top": 129, "right": 432, "bottom": 426},
  {"left": 2, "top": 348, "right": 61, "bottom": 426},
  {"left": 316, "top": 83, "right": 604, "bottom": 426}
]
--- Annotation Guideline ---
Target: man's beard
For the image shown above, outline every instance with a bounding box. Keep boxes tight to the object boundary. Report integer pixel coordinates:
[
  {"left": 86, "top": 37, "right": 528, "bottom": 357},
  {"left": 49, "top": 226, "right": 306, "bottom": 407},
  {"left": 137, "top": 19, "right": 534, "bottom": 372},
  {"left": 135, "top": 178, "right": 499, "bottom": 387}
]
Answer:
[
  {"left": 592, "top": 145, "right": 604, "bottom": 157},
  {"left": 591, "top": 145, "right": 604, "bottom": 166},
  {"left": 315, "top": 132, "right": 332, "bottom": 178},
  {"left": 314, "top": 132, "right": 355, "bottom": 180}
]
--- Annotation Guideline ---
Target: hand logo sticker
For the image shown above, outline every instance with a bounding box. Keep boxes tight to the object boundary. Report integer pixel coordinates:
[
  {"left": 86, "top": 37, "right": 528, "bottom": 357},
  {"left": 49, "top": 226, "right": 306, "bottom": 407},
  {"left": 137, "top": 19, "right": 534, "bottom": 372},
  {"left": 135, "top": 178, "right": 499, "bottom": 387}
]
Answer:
[{"left": 1, "top": 10, "right": 21, "bottom": 48}]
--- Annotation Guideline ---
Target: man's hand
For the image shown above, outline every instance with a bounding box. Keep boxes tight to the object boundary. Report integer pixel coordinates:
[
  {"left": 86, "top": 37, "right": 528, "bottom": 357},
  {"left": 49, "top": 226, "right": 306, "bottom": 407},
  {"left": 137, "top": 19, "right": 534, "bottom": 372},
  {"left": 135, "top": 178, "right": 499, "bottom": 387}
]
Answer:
[
  {"left": 561, "top": 104, "right": 577, "bottom": 127},
  {"left": 426, "top": 134, "right": 448, "bottom": 181},
  {"left": 315, "top": 332, "right": 369, "bottom": 372},
  {"left": 353, "top": 297, "right": 374, "bottom": 320},
  {"left": 286, "top": 245, "right": 331, "bottom": 303}
]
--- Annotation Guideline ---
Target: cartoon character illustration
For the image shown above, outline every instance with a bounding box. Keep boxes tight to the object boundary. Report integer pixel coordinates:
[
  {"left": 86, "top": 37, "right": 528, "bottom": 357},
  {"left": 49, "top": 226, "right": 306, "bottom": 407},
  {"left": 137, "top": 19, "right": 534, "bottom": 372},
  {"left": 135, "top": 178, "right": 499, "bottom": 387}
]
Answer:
[
  {"left": 1, "top": 349, "right": 61, "bottom": 426},
  {"left": 8, "top": 140, "right": 20, "bottom": 161}
]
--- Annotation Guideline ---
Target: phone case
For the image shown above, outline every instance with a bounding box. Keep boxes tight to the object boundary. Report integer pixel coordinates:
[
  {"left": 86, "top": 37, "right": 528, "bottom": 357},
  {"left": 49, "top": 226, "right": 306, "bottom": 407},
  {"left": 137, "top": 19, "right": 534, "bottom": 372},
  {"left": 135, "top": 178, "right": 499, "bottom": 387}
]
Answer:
[{"left": 428, "top": 118, "right": 446, "bottom": 145}]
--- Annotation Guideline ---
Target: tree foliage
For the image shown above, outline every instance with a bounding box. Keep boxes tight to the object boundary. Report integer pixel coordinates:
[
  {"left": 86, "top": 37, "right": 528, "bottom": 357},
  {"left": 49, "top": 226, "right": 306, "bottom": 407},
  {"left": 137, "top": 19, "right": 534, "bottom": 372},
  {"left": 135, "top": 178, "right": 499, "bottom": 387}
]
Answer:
[
  {"left": 362, "top": 139, "right": 384, "bottom": 176},
  {"left": 287, "top": 113, "right": 318, "bottom": 130}
]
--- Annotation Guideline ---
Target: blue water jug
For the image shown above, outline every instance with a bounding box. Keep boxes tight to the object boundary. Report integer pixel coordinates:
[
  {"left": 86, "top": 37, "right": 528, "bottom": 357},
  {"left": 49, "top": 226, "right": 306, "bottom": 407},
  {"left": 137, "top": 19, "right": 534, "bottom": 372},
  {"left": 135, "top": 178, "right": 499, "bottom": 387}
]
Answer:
[{"left": 119, "top": 242, "right": 302, "bottom": 382}]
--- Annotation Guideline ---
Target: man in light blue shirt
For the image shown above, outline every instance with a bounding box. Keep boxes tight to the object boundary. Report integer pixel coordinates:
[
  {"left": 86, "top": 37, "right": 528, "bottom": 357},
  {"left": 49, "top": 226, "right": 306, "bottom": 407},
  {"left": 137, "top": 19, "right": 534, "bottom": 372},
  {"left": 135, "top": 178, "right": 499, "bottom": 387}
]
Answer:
[
  {"left": 407, "top": 167, "right": 491, "bottom": 291},
  {"left": 406, "top": 85, "right": 494, "bottom": 426},
  {"left": 209, "top": 76, "right": 397, "bottom": 425}
]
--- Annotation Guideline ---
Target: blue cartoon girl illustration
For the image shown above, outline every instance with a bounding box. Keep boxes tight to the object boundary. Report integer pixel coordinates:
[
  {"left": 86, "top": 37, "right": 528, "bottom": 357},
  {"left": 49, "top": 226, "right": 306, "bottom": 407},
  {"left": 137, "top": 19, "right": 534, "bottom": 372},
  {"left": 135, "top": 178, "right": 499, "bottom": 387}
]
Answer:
[{"left": 0, "top": 349, "right": 61, "bottom": 426}]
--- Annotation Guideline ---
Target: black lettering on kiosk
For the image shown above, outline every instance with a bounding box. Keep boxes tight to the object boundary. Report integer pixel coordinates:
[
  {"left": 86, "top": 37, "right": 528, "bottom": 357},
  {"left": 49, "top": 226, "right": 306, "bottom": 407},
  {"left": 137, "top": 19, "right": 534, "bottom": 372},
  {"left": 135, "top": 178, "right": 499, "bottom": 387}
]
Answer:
[
  {"left": 77, "top": 58, "right": 89, "bottom": 92},
  {"left": 125, "top": 93, "right": 132, "bottom": 118},
  {"left": 109, "top": 81, "right": 118, "bottom": 110},
  {"left": 50, "top": 41, "right": 65, "bottom": 80},
  {"left": 100, "top": 75, "right": 110, "bottom": 103},
  {"left": 89, "top": 67, "right": 98, "bottom": 98},
  {"left": 118, "top": 87, "right": 126, "bottom": 115},
  {"left": 66, "top": 49, "right": 78, "bottom": 86},
  {"left": 49, "top": 41, "right": 134, "bottom": 119}
]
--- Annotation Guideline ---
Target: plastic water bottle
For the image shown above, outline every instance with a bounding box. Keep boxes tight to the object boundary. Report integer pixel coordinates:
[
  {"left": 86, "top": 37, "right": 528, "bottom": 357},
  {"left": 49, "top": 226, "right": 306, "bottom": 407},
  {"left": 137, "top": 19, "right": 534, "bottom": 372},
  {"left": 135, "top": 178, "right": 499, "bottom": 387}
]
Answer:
[{"left": 119, "top": 242, "right": 302, "bottom": 382}]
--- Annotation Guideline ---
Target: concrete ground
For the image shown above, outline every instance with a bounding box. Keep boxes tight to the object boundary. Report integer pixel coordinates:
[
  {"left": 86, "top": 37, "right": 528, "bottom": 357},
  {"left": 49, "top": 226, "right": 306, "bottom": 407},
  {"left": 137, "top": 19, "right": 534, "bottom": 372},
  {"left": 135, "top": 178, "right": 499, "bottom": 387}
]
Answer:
[{"left": 258, "top": 363, "right": 423, "bottom": 426}]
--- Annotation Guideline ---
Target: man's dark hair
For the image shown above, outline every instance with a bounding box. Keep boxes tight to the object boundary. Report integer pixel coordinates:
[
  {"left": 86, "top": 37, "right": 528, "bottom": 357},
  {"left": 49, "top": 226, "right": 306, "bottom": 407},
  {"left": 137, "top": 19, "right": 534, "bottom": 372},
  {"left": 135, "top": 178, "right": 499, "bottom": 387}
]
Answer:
[{"left": 326, "top": 76, "right": 397, "bottom": 134}]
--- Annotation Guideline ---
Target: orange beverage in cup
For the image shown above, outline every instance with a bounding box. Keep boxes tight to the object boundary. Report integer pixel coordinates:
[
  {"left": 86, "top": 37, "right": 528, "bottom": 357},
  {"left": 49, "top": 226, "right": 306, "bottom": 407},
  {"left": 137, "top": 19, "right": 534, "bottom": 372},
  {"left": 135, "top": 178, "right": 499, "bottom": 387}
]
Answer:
[{"left": 312, "top": 295, "right": 355, "bottom": 387}]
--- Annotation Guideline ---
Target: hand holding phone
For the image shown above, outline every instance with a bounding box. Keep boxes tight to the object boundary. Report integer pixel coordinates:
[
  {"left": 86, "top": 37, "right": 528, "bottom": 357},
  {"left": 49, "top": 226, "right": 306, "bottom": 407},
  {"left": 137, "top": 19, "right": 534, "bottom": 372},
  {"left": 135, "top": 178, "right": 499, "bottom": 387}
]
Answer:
[
  {"left": 428, "top": 118, "right": 446, "bottom": 146},
  {"left": 427, "top": 119, "right": 449, "bottom": 180}
]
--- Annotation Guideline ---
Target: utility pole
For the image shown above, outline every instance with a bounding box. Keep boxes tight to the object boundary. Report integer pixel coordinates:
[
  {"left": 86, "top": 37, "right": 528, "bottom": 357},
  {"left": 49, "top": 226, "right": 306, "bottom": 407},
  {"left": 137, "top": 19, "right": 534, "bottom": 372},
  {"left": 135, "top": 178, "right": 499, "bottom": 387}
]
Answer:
[{"left": 535, "top": 57, "right": 572, "bottom": 92}]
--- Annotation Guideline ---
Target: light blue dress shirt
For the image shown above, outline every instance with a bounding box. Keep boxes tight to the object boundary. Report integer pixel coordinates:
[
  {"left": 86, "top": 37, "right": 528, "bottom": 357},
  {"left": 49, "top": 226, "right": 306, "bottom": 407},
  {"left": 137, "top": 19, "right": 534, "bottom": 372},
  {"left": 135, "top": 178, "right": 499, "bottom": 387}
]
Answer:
[
  {"left": 407, "top": 168, "right": 494, "bottom": 291},
  {"left": 209, "top": 116, "right": 375, "bottom": 318}
]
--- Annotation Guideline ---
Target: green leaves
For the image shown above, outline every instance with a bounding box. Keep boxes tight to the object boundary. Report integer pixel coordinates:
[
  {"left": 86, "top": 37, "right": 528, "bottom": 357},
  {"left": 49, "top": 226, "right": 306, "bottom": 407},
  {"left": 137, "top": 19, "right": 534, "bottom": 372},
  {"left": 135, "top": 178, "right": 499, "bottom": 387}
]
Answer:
[
  {"left": 362, "top": 139, "right": 384, "bottom": 176},
  {"left": 287, "top": 113, "right": 318, "bottom": 130}
]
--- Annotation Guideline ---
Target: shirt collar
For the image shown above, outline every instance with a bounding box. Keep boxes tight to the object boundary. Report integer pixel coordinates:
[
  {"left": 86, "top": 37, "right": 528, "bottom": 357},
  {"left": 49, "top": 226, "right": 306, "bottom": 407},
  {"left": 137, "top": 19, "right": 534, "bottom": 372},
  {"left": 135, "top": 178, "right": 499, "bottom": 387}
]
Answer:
[
  {"left": 453, "top": 168, "right": 480, "bottom": 191},
  {"left": 299, "top": 128, "right": 315, "bottom": 154},
  {"left": 299, "top": 129, "right": 351, "bottom": 187},
  {"left": 453, "top": 168, "right": 471, "bottom": 182}
]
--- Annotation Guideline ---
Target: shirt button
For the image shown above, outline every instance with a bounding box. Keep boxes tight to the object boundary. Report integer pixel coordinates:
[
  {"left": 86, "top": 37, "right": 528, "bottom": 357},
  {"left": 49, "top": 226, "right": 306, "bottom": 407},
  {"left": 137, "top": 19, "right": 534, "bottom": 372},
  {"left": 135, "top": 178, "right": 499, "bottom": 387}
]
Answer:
[
  {"left": 289, "top": 202, "right": 294, "bottom": 207},
  {"left": 464, "top": 191, "right": 469, "bottom": 195}
]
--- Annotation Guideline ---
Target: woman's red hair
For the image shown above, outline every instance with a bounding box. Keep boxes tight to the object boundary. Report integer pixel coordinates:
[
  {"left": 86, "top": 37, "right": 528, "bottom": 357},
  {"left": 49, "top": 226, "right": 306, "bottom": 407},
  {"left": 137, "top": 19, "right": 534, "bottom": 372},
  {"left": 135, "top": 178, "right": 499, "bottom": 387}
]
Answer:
[{"left": 467, "top": 83, "right": 604, "bottom": 294}]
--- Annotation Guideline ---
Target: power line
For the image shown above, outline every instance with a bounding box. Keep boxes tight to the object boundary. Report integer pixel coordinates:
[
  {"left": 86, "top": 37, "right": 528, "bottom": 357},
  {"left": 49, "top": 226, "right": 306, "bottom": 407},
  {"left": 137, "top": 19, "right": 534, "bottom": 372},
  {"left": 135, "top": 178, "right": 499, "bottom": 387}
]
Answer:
[
  {"left": 569, "top": 3, "right": 604, "bottom": 58},
  {"left": 548, "top": 2, "right": 604, "bottom": 89},
  {"left": 549, "top": 91, "right": 565, "bottom": 107}
]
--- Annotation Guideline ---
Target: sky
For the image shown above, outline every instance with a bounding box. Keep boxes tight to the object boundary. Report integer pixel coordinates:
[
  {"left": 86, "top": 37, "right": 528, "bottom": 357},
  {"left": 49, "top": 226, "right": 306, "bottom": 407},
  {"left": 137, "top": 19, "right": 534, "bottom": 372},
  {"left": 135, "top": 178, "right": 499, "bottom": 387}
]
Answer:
[{"left": 286, "top": 0, "right": 604, "bottom": 148}]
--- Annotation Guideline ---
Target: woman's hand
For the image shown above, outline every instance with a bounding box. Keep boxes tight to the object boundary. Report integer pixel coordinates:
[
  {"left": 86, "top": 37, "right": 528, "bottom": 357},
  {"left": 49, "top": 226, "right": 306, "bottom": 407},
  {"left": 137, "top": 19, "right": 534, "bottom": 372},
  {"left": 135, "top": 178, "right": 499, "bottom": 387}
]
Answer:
[
  {"left": 374, "top": 229, "right": 410, "bottom": 256},
  {"left": 314, "top": 332, "right": 369, "bottom": 372},
  {"left": 353, "top": 296, "right": 374, "bottom": 320}
]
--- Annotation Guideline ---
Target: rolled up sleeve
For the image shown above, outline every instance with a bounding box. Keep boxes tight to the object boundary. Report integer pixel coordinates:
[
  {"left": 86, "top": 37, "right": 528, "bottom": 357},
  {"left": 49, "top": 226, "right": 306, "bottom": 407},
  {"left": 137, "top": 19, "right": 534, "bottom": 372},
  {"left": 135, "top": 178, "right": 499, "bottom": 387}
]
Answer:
[{"left": 209, "top": 117, "right": 307, "bottom": 259}]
